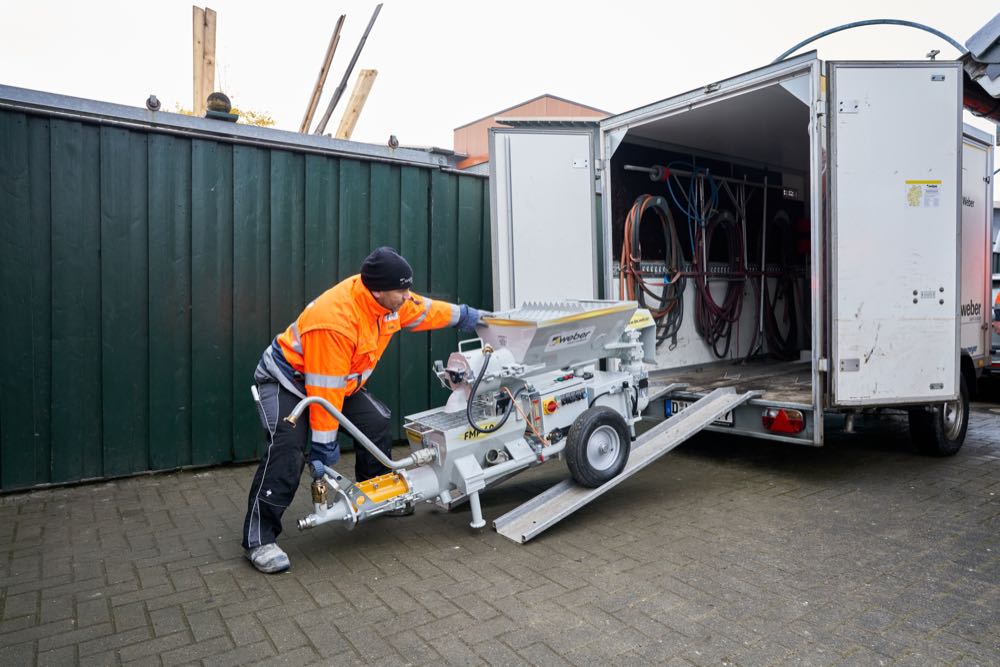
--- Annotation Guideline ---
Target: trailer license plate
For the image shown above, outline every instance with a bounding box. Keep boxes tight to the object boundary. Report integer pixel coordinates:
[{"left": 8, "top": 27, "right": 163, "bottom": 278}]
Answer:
[{"left": 668, "top": 400, "right": 734, "bottom": 426}]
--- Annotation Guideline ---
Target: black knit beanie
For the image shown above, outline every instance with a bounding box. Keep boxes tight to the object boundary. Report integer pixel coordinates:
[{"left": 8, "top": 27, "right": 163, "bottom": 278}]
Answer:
[{"left": 360, "top": 247, "right": 414, "bottom": 291}]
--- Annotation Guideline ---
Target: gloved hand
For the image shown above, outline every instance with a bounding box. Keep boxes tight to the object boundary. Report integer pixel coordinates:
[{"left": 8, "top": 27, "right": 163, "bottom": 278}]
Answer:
[
  {"left": 309, "top": 460, "right": 327, "bottom": 480},
  {"left": 310, "top": 440, "right": 341, "bottom": 472},
  {"left": 457, "top": 305, "right": 490, "bottom": 332}
]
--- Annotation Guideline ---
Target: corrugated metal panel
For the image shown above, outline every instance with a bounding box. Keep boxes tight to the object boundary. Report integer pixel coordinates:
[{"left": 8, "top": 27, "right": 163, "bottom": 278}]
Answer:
[
  {"left": 397, "top": 167, "right": 432, "bottom": 428},
  {"left": 100, "top": 126, "right": 150, "bottom": 477},
  {"left": 51, "top": 119, "right": 103, "bottom": 483},
  {"left": 148, "top": 133, "right": 192, "bottom": 471},
  {"left": 1, "top": 112, "right": 52, "bottom": 488},
  {"left": 0, "top": 104, "right": 492, "bottom": 491},
  {"left": 191, "top": 139, "right": 234, "bottom": 468},
  {"left": 233, "top": 145, "right": 271, "bottom": 462}
]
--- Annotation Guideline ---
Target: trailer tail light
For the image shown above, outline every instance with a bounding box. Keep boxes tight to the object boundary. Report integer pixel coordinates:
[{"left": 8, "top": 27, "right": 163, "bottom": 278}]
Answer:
[{"left": 762, "top": 408, "right": 805, "bottom": 434}]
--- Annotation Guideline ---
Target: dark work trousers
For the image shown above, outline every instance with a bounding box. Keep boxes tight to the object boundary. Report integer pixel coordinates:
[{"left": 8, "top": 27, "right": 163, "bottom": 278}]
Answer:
[{"left": 241, "top": 381, "right": 393, "bottom": 550}]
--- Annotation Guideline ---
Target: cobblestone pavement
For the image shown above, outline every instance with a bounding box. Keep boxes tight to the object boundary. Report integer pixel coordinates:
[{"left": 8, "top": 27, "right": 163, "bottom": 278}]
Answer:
[{"left": 1, "top": 399, "right": 998, "bottom": 666}]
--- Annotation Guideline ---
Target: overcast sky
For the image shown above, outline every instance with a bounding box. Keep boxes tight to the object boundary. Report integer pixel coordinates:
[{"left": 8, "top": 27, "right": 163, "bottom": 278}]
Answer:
[{"left": 0, "top": 0, "right": 996, "bottom": 150}]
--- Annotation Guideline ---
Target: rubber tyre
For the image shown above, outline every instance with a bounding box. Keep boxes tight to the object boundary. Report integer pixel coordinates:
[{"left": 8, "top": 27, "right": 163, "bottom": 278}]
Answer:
[
  {"left": 566, "top": 406, "right": 631, "bottom": 488},
  {"left": 908, "top": 374, "right": 969, "bottom": 457}
]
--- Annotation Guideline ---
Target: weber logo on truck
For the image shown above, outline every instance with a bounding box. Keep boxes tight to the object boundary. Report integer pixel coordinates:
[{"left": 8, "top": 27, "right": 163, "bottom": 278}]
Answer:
[
  {"left": 545, "top": 327, "right": 595, "bottom": 351},
  {"left": 960, "top": 300, "right": 983, "bottom": 319}
]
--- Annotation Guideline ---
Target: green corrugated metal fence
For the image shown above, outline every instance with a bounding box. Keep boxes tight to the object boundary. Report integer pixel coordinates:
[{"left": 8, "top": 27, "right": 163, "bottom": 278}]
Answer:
[{"left": 0, "top": 110, "right": 492, "bottom": 491}]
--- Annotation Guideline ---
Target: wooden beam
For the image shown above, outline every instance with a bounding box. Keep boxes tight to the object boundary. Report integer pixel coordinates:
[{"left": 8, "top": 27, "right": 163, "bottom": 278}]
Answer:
[
  {"left": 300, "top": 15, "right": 346, "bottom": 133},
  {"left": 202, "top": 8, "right": 217, "bottom": 109},
  {"left": 314, "top": 2, "right": 382, "bottom": 135},
  {"left": 192, "top": 6, "right": 205, "bottom": 115},
  {"left": 335, "top": 69, "right": 377, "bottom": 140}
]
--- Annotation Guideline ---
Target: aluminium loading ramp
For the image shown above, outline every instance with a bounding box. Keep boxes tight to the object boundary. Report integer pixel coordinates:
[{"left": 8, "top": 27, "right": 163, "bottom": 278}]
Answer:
[{"left": 493, "top": 387, "right": 760, "bottom": 544}]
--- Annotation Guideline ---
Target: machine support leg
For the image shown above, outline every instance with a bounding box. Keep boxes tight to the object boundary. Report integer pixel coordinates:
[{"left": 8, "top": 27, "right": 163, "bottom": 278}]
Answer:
[{"left": 468, "top": 491, "right": 486, "bottom": 529}]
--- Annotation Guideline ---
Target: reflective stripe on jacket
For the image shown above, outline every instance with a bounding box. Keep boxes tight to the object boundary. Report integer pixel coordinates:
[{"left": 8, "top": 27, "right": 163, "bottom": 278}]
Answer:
[{"left": 267, "top": 274, "right": 459, "bottom": 445}]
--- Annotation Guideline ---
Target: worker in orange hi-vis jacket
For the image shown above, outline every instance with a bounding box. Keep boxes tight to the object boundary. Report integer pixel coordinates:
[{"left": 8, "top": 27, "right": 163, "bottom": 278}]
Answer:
[{"left": 242, "top": 247, "right": 488, "bottom": 573}]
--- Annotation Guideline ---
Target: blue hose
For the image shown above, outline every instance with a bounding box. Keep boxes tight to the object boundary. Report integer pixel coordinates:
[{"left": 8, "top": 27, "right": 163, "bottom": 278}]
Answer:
[{"left": 665, "top": 161, "right": 718, "bottom": 257}]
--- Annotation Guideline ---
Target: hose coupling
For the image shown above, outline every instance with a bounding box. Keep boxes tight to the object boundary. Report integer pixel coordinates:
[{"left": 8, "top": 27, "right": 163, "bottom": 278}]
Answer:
[{"left": 411, "top": 448, "right": 436, "bottom": 466}]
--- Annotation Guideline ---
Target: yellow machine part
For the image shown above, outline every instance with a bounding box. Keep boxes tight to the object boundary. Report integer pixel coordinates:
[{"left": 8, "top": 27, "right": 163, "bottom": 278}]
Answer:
[
  {"left": 404, "top": 428, "right": 423, "bottom": 446},
  {"left": 356, "top": 472, "right": 409, "bottom": 503}
]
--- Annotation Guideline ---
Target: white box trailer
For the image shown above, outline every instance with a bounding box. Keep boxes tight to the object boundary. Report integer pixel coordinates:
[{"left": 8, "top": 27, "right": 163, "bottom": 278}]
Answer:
[
  {"left": 489, "top": 54, "right": 995, "bottom": 455},
  {"left": 991, "top": 228, "right": 1000, "bottom": 373}
]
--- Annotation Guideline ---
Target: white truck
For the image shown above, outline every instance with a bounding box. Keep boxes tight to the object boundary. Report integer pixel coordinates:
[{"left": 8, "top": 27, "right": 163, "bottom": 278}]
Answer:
[{"left": 488, "top": 54, "right": 995, "bottom": 456}]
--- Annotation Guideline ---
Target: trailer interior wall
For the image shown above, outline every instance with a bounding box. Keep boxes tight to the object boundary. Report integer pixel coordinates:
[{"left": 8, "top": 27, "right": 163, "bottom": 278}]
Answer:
[{"left": 606, "top": 71, "right": 815, "bottom": 406}]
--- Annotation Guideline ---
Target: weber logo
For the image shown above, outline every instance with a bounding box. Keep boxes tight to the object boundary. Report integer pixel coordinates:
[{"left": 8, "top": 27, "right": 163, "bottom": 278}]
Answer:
[
  {"left": 960, "top": 300, "right": 982, "bottom": 318},
  {"left": 544, "top": 326, "right": 595, "bottom": 351}
]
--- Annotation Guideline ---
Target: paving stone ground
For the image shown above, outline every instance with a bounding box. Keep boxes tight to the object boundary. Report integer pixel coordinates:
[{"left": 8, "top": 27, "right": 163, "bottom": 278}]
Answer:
[{"left": 2, "top": 387, "right": 999, "bottom": 666}]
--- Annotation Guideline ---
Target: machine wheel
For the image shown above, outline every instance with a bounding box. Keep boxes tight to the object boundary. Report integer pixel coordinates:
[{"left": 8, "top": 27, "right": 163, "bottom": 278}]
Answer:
[
  {"left": 566, "top": 407, "right": 631, "bottom": 487},
  {"left": 907, "top": 374, "right": 969, "bottom": 457}
]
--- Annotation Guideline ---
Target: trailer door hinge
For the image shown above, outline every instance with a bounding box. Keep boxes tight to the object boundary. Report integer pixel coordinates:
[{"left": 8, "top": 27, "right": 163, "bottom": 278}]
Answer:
[
  {"left": 817, "top": 357, "right": 829, "bottom": 372},
  {"left": 594, "top": 158, "right": 604, "bottom": 171}
]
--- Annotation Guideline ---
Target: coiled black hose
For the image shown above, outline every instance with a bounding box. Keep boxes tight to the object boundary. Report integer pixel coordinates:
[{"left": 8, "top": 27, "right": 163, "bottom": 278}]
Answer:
[
  {"left": 763, "top": 211, "right": 798, "bottom": 359},
  {"left": 693, "top": 210, "right": 747, "bottom": 358}
]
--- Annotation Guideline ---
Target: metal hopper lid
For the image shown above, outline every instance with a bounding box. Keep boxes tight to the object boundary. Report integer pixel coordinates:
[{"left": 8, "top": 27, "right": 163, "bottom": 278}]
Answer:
[{"left": 477, "top": 300, "right": 637, "bottom": 366}]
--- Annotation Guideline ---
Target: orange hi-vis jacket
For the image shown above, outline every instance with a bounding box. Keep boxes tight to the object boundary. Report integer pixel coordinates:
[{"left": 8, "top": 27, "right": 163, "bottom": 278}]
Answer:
[{"left": 257, "top": 274, "right": 461, "bottom": 457}]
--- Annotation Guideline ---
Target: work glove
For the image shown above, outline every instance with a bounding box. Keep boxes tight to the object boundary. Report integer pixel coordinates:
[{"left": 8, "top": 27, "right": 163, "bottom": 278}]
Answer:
[
  {"left": 457, "top": 305, "right": 489, "bottom": 332},
  {"left": 309, "top": 440, "right": 341, "bottom": 471},
  {"left": 309, "top": 460, "right": 327, "bottom": 480}
]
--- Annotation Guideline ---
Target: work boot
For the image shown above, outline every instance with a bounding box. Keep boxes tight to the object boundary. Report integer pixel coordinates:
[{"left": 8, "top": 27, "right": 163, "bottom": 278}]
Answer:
[{"left": 246, "top": 543, "right": 290, "bottom": 573}]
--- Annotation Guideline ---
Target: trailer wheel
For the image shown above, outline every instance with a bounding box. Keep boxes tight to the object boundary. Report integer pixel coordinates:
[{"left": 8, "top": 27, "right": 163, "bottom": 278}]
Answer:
[
  {"left": 566, "top": 407, "right": 631, "bottom": 487},
  {"left": 907, "top": 374, "right": 969, "bottom": 457}
]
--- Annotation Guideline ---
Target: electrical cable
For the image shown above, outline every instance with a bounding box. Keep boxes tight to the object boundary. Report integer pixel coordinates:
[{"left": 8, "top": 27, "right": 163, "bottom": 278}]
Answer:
[
  {"left": 619, "top": 194, "right": 686, "bottom": 348},
  {"left": 771, "top": 19, "right": 965, "bottom": 64},
  {"left": 502, "top": 386, "right": 549, "bottom": 446},
  {"left": 589, "top": 391, "right": 611, "bottom": 408},
  {"left": 465, "top": 350, "right": 519, "bottom": 434}
]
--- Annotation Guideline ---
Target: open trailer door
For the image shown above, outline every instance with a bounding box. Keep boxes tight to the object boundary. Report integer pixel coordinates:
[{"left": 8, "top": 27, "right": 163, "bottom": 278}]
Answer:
[
  {"left": 829, "top": 61, "right": 963, "bottom": 406},
  {"left": 488, "top": 127, "right": 598, "bottom": 311}
]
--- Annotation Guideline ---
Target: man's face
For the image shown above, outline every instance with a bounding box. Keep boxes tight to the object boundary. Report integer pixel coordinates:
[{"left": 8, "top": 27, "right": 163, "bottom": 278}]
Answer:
[{"left": 372, "top": 288, "right": 411, "bottom": 312}]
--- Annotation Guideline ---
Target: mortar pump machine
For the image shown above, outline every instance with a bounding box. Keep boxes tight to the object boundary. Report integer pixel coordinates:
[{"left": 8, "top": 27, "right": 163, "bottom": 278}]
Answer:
[{"left": 290, "top": 300, "right": 657, "bottom": 533}]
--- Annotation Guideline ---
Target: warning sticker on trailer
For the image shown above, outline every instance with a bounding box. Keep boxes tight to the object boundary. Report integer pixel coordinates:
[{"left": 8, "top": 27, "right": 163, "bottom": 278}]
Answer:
[{"left": 905, "top": 180, "right": 941, "bottom": 208}]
